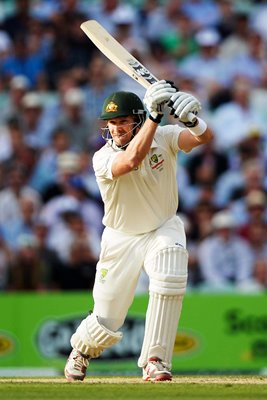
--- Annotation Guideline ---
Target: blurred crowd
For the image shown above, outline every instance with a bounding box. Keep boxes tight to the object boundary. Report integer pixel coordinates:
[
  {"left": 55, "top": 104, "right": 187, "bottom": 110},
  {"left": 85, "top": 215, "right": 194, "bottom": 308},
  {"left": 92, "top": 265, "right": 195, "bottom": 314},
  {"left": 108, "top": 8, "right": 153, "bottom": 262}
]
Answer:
[{"left": 0, "top": 0, "right": 267, "bottom": 293}]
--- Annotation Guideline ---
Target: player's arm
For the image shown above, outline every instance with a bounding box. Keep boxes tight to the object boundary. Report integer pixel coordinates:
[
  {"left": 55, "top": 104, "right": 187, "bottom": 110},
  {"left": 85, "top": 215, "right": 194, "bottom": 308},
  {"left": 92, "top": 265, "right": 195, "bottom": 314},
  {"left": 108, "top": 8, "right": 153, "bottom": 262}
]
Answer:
[
  {"left": 111, "top": 118, "right": 159, "bottom": 177},
  {"left": 178, "top": 121, "right": 214, "bottom": 153},
  {"left": 112, "top": 81, "right": 176, "bottom": 177},
  {"left": 168, "top": 91, "right": 214, "bottom": 152}
]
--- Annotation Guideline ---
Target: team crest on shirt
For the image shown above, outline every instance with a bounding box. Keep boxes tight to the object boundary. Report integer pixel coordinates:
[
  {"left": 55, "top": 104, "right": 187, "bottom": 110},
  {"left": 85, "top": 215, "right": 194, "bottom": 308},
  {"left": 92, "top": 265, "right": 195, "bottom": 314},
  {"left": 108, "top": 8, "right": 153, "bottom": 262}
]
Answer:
[
  {"left": 99, "top": 268, "right": 108, "bottom": 283},
  {"left": 105, "top": 101, "right": 118, "bottom": 113},
  {"left": 149, "top": 153, "right": 164, "bottom": 171}
]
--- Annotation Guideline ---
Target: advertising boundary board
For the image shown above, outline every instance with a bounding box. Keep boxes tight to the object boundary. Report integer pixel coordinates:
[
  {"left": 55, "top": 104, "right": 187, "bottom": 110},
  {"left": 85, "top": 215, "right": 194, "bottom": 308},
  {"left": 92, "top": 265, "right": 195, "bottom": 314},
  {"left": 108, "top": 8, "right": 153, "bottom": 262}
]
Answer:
[{"left": 0, "top": 292, "right": 266, "bottom": 376}]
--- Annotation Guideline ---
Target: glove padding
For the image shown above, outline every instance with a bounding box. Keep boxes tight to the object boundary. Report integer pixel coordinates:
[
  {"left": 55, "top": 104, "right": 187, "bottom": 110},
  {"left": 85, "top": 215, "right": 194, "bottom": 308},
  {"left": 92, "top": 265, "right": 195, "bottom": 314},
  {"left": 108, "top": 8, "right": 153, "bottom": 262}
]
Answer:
[
  {"left": 168, "top": 91, "right": 201, "bottom": 127},
  {"left": 143, "top": 80, "right": 177, "bottom": 123}
]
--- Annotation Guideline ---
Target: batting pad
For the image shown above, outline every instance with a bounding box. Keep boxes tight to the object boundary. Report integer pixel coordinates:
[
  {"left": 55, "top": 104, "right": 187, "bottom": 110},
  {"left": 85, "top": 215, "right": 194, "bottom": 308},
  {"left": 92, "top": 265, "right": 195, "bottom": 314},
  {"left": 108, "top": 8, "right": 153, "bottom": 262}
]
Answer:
[
  {"left": 71, "top": 313, "right": 122, "bottom": 358},
  {"left": 148, "top": 246, "right": 188, "bottom": 296},
  {"left": 138, "top": 246, "right": 188, "bottom": 368}
]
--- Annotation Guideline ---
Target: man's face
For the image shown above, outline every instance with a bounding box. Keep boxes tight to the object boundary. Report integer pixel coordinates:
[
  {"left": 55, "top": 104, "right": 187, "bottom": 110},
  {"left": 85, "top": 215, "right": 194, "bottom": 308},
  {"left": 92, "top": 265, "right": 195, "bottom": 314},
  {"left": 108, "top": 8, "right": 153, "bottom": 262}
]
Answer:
[{"left": 107, "top": 116, "right": 136, "bottom": 148}]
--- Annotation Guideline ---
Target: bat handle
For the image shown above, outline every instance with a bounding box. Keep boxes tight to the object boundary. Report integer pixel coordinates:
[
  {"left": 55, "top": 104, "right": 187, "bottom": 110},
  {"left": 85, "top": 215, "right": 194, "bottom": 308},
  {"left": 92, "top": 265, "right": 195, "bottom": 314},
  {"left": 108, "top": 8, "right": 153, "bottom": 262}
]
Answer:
[{"left": 188, "top": 112, "right": 198, "bottom": 123}]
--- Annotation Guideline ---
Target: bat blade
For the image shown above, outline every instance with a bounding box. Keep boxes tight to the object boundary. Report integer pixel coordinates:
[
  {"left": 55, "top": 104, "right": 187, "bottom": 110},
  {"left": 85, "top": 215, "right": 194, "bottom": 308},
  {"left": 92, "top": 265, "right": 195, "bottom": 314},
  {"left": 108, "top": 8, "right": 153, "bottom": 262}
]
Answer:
[
  {"left": 80, "top": 20, "right": 196, "bottom": 123},
  {"left": 80, "top": 20, "right": 158, "bottom": 89}
]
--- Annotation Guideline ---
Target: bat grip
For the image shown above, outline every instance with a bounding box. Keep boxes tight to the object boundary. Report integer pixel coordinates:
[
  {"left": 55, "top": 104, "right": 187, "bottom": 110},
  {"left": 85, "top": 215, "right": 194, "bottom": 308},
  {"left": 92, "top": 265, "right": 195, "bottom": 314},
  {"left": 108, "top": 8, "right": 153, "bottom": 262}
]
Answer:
[{"left": 188, "top": 112, "right": 197, "bottom": 123}]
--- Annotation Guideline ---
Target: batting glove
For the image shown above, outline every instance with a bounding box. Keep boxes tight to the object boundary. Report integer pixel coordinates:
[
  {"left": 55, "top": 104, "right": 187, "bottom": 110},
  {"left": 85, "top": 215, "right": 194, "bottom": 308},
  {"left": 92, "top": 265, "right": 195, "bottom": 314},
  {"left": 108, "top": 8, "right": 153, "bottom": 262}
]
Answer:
[
  {"left": 168, "top": 91, "right": 201, "bottom": 127},
  {"left": 143, "top": 80, "right": 177, "bottom": 123}
]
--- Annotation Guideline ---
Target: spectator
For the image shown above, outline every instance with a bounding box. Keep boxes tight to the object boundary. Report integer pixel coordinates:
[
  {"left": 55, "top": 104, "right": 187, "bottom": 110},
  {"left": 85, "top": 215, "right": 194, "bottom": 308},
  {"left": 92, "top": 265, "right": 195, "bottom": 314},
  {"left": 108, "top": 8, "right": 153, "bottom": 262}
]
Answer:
[
  {"left": 238, "top": 190, "right": 267, "bottom": 239},
  {"left": 214, "top": 0, "right": 236, "bottom": 40},
  {"left": 214, "top": 135, "right": 264, "bottom": 208},
  {"left": 1, "top": 190, "right": 41, "bottom": 250},
  {"left": 178, "top": 212, "right": 203, "bottom": 288},
  {"left": 82, "top": 55, "right": 119, "bottom": 147},
  {"left": 253, "top": 259, "right": 267, "bottom": 290},
  {"left": 58, "top": 9, "right": 94, "bottom": 70},
  {"left": 2, "top": 35, "right": 45, "bottom": 88},
  {"left": 90, "top": 0, "right": 123, "bottom": 35},
  {"left": 146, "top": 40, "right": 178, "bottom": 88},
  {"left": 138, "top": 0, "right": 172, "bottom": 42},
  {"left": 39, "top": 151, "right": 103, "bottom": 239},
  {"left": 187, "top": 199, "right": 215, "bottom": 242},
  {"left": 246, "top": 220, "right": 267, "bottom": 264},
  {"left": 51, "top": 211, "right": 98, "bottom": 290},
  {"left": 32, "top": 218, "right": 63, "bottom": 290},
  {"left": 0, "top": 117, "right": 37, "bottom": 178},
  {"left": 20, "top": 91, "right": 56, "bottom": 149},
  {"left": 219, "top": 11, "right": 251, "bottom": 59},
  {"left": 110, "top": 5, "right": 149, "bottom": 97},
  {"left": 228, "top": 158, "right": 267, "bottom": 226},
  {"left": 45, "top": 0, "right": 92, "bottom": 74},
  {"left": 40, "top": 150, "right": 80, "bottom": 202},
  {"left": 30, "top": 127, "right": 71, "bottom": 194},
  {"left": 45, "top": 38, "right": 80, "bottom": 91},
  {"left": 178, "top": 140, "right": 221, "bottom": 212},
  {"left": 184, "top": 139, "right": 229, "bottom": 209},
  {"left": 0, "top": 0, "right": 32, "bottom": 40},
  {"left": 181, "top": 0, "right": 220, "bottom": 30},
  {"left": 250, "top": 0, "right": 267, "bottom": 41},
  {"left": 9, "top": 233, "right": 44, "bottom": 291},
  {"left": 228, "top": 30, "right": 267, "bottom": 87},
  {"left": 237, "top": 259, "right": 267, "bottom": 293},
  {"left": 73, "top": 150, "right": 102, "bottom": 205},
  {"left": 54, "top": 87, "right": 92, "bottom": 151},
  {"left": 0, "top": 74, "right": 30, "bottom": 124},
  {"left": 160, "top": 11, "right": 198, "bottom": 62},
  {"left": 0, "top": 163, "right": 40, "bottom": 227},
  {"left": 0, "top": 233, "right": 12, "bottom": 290},
  {"left": 179, "top": 28, "right": 231, "bottom": 102},
  {"left": 111, "top": 4, "right": 147, "bottom": 48},
  {"left": 25, "top": 18, "right": 54, "bottom": 91},
  {"left": 30, "top": 0, "right": 61, "bottom": 22},
  {"left": 210, "top": 76, "right": 267, "bottom": 150},
  {"left": 197, "top": 209, "right": 254, "bottom": 291},
  {"left": 42, "top": 71, "right": 78, "bottom": 123},
  {"left": 0, "top": 30, "right": 12, "bottom": 69}
]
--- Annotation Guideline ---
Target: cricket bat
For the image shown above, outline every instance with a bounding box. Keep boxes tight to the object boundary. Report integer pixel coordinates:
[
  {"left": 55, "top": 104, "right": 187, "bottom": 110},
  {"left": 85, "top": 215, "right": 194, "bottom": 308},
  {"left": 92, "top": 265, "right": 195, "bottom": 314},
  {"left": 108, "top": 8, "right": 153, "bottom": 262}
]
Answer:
[
  {"left": 80, "top": 19, "right": 157, "bottom": 89},
  {"left": 80, "top": 19, "right": 195, "bottom": 121}
]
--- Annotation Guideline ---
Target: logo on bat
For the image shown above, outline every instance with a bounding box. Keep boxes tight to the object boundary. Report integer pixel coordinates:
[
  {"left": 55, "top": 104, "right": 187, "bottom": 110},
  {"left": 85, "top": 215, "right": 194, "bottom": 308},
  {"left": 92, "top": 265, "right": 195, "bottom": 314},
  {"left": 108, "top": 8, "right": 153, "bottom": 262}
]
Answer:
[{"left": 128, "top": 59, "right": 157, "bottom": 84}]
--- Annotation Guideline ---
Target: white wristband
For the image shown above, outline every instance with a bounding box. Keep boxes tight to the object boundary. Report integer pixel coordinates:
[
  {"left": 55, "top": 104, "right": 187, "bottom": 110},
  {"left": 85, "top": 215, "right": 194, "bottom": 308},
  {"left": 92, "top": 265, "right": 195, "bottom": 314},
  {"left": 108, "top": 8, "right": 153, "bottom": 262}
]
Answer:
[{"left": 188, "top": 117, "right": 207, "bottom": 137}]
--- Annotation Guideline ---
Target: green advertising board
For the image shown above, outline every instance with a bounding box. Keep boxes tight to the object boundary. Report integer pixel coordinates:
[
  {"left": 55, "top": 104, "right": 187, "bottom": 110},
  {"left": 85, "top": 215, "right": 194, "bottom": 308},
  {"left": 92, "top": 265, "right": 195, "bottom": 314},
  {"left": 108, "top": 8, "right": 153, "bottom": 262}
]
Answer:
[{"left": 0, "top": 292, "right": 266, "bottom": 375}]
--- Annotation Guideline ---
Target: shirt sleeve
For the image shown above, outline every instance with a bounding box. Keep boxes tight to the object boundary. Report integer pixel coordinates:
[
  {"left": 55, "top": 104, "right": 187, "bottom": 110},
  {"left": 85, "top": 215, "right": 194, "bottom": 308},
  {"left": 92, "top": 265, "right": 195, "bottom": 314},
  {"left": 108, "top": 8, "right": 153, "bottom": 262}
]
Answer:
[
  {"left": 92, "top": 147, "right": 119, "bottom": 181},
  {"left": 158, "top": 124, "right": 184, "bottom": 153}
]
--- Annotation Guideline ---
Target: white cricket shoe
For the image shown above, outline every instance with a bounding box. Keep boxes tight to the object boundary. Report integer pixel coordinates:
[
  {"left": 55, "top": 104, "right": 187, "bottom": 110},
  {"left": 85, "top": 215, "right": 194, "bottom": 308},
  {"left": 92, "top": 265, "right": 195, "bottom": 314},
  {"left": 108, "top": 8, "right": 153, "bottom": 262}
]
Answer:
[
  {"left": 64, "top": 349, "right": 90, "bottom": 381},
  {"left": 142, "top": 357, "right": 172, "bottom": 382}
]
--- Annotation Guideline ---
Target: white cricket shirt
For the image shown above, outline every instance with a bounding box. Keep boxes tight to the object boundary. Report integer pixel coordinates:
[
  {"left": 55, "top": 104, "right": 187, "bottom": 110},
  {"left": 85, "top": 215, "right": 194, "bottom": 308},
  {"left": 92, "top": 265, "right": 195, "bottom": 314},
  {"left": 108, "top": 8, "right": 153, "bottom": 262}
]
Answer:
[{"left": 93, "top": 124, "right": 184, "bottom": 234}]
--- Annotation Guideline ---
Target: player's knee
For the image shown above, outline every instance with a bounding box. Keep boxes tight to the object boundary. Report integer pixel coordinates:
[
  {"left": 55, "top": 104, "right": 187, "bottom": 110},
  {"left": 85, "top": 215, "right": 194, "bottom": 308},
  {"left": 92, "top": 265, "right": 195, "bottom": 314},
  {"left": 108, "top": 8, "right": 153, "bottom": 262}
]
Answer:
[
  {"left": 97, "top": 316, "right": 124, "bottom": 332},
  {"left": 148, "top": 246, "right": 188, "bottom": 296}
]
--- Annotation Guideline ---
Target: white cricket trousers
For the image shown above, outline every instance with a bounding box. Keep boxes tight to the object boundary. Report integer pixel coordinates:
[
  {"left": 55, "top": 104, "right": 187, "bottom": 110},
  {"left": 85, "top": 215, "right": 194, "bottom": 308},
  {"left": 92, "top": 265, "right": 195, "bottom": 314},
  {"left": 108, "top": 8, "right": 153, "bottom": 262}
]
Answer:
[{"left": 92, "top": 214, "right": 187, "bottom": 331}]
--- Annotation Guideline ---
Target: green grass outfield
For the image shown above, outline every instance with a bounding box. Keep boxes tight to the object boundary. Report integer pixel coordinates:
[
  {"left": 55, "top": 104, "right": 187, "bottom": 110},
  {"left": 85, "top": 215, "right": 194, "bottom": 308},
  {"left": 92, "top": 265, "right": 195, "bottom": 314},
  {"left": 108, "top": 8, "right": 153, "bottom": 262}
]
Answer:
[{"left": 0, "top": 376, "right": 266, "bottom": 400}]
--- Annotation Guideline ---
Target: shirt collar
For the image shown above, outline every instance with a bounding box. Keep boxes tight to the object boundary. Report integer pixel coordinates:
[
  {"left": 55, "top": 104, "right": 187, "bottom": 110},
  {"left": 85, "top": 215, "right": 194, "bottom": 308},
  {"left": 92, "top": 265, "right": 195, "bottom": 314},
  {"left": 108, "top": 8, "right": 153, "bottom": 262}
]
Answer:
[{"left": 108, "top": 137, "right": 158, "bottom": 151}]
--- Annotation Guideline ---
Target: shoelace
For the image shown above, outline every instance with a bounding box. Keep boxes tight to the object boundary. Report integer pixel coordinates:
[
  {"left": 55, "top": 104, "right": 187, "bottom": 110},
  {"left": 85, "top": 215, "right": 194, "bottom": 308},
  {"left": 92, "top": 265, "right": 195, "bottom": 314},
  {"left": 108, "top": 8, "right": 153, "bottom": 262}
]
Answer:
[
  {"left": 73, "top": 352, "right": 88, "bottom": 370},
  {"left": 149, "top": 359, "right": 169, "bottom": 372}
]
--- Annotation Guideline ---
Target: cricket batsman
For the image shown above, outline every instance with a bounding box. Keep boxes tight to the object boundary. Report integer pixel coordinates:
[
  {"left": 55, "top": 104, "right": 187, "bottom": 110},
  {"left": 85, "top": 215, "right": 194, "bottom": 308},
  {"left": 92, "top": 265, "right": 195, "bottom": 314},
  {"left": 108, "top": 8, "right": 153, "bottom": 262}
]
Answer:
[{"left": 64, "top": 80, "right": 213, "bottom": 381}]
